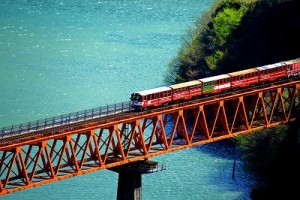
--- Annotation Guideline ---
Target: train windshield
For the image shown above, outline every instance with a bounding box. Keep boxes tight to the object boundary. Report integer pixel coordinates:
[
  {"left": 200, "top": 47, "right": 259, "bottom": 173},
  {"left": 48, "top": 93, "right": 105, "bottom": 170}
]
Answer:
[{"left": 131, "top": 93, "right": 142, "bottom": 101}]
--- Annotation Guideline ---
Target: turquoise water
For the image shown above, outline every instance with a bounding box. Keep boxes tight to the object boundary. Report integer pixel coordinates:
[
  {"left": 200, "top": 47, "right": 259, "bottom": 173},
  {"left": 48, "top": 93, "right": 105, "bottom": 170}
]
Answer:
[{"left": 0, "top": 1, "right": 256, "bottom": 199}]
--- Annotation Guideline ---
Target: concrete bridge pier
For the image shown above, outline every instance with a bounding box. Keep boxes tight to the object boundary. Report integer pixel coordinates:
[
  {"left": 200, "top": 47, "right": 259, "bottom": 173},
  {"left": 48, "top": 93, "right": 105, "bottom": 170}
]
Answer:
[{"left": 110, "top": 160, "right": 166, "bottom": 200}]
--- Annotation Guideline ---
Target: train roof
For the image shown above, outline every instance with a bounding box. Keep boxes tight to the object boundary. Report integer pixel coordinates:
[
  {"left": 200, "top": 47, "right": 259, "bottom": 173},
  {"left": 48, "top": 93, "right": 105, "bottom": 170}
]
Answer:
[
  {"left": 170, "top": 80, "right": 201, "bottom": 89},
  {"left": 228, "top": 68, "right": 258, "bottom": 76},
  {"left": 199, "top": 74, "right": 230, "bottom": 83},
  {"left": 256, "top": 62, "right": 285, "bottom": 71},
  {"left": 284, "top": 58, "right": 300, "bottom": 65},
  {"left": 133, "top": 86, "right": 171, "bottom": 96}
]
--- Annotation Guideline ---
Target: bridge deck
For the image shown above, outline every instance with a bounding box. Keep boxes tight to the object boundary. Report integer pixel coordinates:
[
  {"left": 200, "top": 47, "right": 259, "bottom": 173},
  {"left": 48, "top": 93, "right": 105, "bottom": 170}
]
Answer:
[{"left": 0, "top": 78, "right": 299, "bottom": 196}]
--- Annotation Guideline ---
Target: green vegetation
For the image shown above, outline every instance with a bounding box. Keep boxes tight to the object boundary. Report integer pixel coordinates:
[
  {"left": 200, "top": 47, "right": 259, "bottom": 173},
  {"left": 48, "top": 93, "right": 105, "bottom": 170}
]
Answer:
[
  {"left": 234, "top": 120, "right": 300, "bottom": 199},
  {"left": 163, "top": 0, "right": 300, "bottom": 199},
  {"left": 164, "top": 0, "right": 300, "bottom": 83}
]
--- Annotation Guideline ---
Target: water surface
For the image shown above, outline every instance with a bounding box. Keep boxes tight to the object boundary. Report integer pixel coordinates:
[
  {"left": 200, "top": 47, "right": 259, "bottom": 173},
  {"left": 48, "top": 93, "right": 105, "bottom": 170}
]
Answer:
[{"left": 0, "top": 1, "right": 256, "bottom": 199}]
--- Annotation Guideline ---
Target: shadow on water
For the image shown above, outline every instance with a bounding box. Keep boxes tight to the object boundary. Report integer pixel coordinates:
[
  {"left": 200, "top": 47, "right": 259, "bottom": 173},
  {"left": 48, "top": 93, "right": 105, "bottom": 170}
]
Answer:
[{"left": 195, "top": 139, "right": 240, "bottom": 160}]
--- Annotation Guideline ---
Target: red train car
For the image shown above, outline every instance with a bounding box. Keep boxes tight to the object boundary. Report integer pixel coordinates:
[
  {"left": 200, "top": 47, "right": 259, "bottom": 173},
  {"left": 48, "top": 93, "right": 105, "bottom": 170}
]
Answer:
[
  {"left": 285, "top": 58, "right": 300, "bottom": 77},
  {"left": 199, "top": 74, "right": 231, "bottom": 95},
  {"left": 229, "top": 68, "right": 259, "bottom": 90},
  {"left": 256, "top": 62, "right": 287, "bottom": 83},
  {"left": 169, "top": 80, "right": 202, "bottom": 102}
]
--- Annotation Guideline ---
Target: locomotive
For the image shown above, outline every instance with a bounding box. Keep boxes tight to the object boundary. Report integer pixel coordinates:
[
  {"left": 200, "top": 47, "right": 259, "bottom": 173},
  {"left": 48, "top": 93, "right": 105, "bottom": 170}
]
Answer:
[{"left": 130, "top": 58, "right": 300, "bottom": 111}]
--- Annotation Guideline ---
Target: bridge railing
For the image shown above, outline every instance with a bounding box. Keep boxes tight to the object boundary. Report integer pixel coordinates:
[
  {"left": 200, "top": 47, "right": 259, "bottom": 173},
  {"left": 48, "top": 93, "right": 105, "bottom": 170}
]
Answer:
[{"left": 0, "top": 101, "right": 132, "bottom": 139}]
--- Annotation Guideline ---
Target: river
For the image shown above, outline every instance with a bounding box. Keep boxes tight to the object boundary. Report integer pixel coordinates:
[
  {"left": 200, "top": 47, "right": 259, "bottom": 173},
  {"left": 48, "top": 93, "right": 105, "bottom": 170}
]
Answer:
[{"left": 0, "top": 1, "right": 256, "bottom": 199}]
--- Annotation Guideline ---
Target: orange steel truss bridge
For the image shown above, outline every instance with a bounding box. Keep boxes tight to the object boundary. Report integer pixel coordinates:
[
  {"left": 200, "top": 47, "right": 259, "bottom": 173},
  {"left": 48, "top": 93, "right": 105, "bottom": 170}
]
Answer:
[{"left": 0, "top": 78, "right": 299, "bottom": 196}]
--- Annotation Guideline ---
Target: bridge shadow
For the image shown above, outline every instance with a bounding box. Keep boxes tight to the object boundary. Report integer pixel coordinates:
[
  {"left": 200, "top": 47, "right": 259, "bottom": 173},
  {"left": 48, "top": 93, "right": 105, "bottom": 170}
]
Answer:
[{"left": 195, "top": 139, "right": 238, "bottom": 160}]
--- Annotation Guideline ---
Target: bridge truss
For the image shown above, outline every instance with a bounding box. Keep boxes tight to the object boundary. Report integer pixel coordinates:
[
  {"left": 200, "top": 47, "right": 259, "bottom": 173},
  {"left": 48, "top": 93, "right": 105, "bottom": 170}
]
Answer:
[{"left": 0, "top": 79, "right": 299, "bottom": 195}]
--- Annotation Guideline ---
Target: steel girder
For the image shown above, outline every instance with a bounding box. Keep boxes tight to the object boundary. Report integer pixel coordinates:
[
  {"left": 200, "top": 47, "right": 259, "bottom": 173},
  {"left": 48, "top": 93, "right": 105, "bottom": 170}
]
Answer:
[{"left": 0, "top": 80, "right": 299, "bottom": 196}]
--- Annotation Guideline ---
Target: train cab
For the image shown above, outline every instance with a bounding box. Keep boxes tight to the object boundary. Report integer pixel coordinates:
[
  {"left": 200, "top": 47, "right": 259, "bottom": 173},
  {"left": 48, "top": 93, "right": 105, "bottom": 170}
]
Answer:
[
  {"left": 228, "top": 68, "right": 259, "bottom": 90},
  {"left": 130, "top": 86, "right": 172, "bottom": 111}
]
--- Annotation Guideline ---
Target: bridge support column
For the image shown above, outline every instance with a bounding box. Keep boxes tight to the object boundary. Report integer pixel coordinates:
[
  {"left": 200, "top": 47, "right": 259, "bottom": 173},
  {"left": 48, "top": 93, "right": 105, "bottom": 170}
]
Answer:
[
  {"left": 117, "top": 169, "right": 142, "bottom": 200},
  {"left": 110, "top": 160, "right": 166, "bottom": 200}
]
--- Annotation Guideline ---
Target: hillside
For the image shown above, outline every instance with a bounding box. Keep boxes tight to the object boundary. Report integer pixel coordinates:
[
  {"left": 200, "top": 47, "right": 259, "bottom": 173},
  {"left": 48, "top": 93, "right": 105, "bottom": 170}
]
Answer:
[
  {"left": 164, "top": 0, "right": 300, "bottom": 199},
  {"left": 164, "top": 0, "right": 300, "bottom": 83}
]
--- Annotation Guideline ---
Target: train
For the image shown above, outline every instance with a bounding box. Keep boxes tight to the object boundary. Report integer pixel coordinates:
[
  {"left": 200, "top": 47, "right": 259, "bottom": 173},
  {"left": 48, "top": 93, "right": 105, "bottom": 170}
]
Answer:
[{"left": 130, "top": 58, "right": 300, "bottom": 111}]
